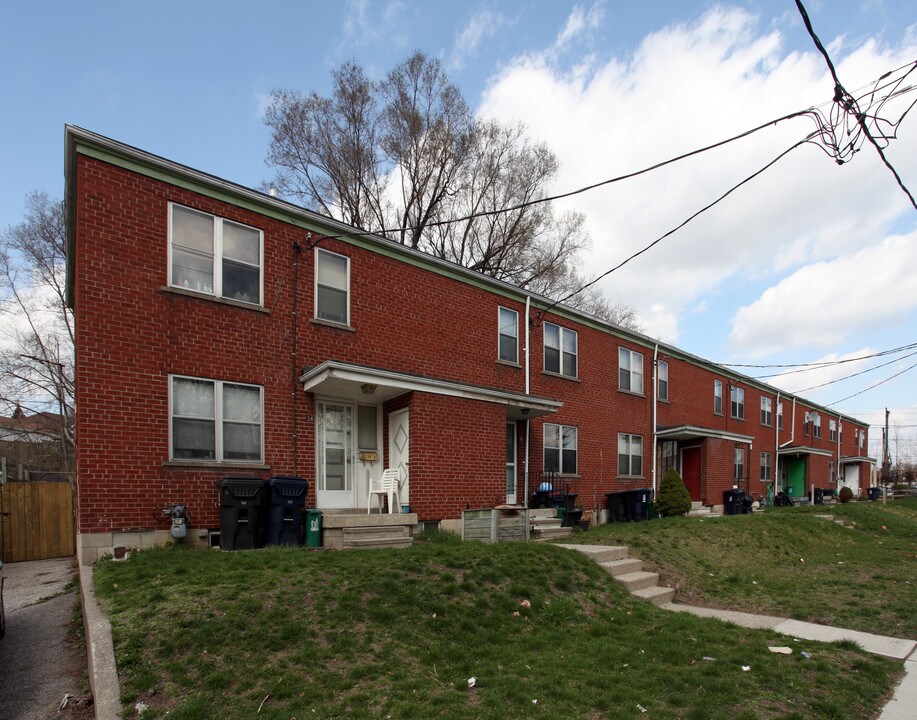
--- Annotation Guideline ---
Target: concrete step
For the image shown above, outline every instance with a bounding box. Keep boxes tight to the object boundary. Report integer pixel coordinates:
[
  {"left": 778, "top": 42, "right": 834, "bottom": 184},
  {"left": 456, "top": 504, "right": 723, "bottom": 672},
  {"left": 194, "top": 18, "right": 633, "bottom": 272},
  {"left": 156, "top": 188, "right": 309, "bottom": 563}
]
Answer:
[
  {"left": 532, "top": 526, "right": 573, "bottom": 540},
  {"left": 529, "top": 508, "right": 560, "bottom": 519},
  {"left": 531, "top": 517, "right": 562, "bottom": 528},
  {"left": 614, "top": 570, "right": 660, "bottom": 592},
  {"left": 342, "top": 525, "right": 413, "bottom": 549},
  {"left": 600, "top": 558, "right": 643, "bottom": 576},
  {"left": 632, "top": 585, "right": 677, "bottom": 606},
  {"left": 560, "top": 544, "right": 629, "bottom": 563}
]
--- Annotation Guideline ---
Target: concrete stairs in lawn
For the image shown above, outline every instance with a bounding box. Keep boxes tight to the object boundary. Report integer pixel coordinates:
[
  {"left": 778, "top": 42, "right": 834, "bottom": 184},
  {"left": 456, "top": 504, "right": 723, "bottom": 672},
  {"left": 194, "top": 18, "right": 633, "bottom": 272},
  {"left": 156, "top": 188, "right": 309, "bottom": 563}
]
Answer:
[
  {"left": 686, "top": 501, "right": 720, "bottom": 518},
  {"left": 529, "top": 507, "right": 573, "bottom": 540},
  {"left": 563, "top": 543, "right": 676, "bottom": 606}
]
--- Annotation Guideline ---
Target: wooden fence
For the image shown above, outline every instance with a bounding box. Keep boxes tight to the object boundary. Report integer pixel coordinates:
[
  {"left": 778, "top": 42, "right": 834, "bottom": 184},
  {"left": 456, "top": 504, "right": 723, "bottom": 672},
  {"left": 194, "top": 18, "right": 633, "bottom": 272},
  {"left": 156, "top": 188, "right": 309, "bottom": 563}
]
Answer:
[{"left": 0, "top": 479, "right": 75, "bottom": 562}]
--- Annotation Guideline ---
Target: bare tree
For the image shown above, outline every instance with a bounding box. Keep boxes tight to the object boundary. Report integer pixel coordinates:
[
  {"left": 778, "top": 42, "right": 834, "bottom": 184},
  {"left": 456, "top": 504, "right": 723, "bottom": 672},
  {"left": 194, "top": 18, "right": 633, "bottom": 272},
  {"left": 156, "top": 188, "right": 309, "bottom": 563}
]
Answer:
[
  {"left": 265, "top": 52, "right": 641, "bottom": 331},
  {"left": 0, "top": 192, "right": 74, "bottom": 468}
]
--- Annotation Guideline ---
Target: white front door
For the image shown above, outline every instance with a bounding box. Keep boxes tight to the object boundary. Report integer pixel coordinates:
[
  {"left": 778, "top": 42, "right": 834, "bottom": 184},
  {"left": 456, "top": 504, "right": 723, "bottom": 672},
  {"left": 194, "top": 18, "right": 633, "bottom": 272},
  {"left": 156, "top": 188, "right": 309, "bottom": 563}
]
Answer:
[
  {"left": 844, "top": 464, "right": 860, "bottom": 496},
  {"left": 317, "top": 402, "right": 354, "bottom": 508},
  {"left": 506, "top": 422, "right": 517, "bottom": 504},
  {"left": 388, "top": 409, "right": 410, "bottom": 505}
]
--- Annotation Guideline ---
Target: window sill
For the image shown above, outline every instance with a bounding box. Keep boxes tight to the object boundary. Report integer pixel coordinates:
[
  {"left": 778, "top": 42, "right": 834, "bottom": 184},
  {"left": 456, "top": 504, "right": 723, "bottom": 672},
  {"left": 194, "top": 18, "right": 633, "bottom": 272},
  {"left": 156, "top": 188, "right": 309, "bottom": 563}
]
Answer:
[
  {"left": 496, "top": 359, "right": 522, "bottom": 369},
  {"left": 541, "top": 371, "right": 579, "bottom": 383},
  {"left": 658, "top": 397, "right": 670, "bottom": 404},
  {"left": 731, "top": 417, "right": 745, "bottom": 422},
  {"left": 617, "top": 476, "right": 645, "bottom": 482},
  {"left": 161, "top": 286, "right": 269, "bottom": 313},
  {"left": 163, "top": 461, "right": 271, "bottom": 470},
  {"left": 618, "top": 389, "right": 645, "bottom": 398},
  {"left": 310, "top": 318, "right": 356, "bottom": 333}
]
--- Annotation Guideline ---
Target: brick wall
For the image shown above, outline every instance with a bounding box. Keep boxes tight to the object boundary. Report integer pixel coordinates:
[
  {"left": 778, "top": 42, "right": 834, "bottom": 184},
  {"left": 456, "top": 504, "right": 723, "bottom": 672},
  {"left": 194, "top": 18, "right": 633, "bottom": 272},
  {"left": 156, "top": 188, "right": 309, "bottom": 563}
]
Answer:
[{"left": 72, "top": 150, "right": 872, "bottom": 534}]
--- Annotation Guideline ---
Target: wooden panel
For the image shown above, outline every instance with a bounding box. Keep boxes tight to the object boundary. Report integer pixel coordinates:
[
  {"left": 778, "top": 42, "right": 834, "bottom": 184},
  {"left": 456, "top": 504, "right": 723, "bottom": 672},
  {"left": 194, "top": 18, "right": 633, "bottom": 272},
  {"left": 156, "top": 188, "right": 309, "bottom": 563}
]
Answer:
[{"left": 0, "top": 480, "right": 75, "bottom": 562}]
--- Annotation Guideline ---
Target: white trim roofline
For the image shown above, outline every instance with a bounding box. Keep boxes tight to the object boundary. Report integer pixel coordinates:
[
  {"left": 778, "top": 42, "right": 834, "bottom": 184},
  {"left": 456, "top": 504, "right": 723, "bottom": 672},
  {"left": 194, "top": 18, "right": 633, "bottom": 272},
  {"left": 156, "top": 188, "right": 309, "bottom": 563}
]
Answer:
[{"left": 656, "top": 425, "right": 754, "bottom": 445}]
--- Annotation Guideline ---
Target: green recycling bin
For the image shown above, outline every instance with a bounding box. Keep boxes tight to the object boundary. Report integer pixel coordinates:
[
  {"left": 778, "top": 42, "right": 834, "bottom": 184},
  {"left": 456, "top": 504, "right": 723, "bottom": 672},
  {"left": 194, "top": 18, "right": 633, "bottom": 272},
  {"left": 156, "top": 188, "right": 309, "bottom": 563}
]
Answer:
[{"left": 305, "top": 509, "right": 323, "bottom": 548}]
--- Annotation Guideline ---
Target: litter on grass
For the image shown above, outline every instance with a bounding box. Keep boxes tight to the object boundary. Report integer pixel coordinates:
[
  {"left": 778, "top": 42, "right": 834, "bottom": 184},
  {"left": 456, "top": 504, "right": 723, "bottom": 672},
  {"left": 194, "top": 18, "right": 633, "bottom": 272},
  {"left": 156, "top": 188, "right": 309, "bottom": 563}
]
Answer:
[
  {"left": 741, "top": 666, "right": 751, "bottom": 672},
  {"left": 768, "top": 647, "right": 793, "bottom": 655},
  {"left": 468, "top": 677, "right": 476, "bottom": 688}
]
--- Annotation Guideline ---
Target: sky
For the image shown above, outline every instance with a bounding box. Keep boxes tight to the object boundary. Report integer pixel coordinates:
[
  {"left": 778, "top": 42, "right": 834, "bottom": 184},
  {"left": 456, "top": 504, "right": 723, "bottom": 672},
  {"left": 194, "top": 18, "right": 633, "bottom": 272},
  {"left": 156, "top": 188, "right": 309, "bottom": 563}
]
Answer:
[{"left": 1, "top": 0, "right": 916, "bottom": 463}]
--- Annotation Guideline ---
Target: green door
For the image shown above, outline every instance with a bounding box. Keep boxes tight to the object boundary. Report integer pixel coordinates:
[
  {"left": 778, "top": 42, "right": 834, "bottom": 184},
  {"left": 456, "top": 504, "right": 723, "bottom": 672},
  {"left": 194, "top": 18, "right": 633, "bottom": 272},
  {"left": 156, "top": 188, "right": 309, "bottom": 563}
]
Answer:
[{"left": 787, "top": 457, "right": 806, "bottom": 497}]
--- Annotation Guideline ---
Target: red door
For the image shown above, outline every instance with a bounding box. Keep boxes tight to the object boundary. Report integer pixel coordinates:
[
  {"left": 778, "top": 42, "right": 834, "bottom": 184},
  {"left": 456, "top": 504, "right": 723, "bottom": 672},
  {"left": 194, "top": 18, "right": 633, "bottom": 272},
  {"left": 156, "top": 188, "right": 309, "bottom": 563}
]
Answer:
[{"left": 682, "top": 447, "right": 702, "bottom": 501}]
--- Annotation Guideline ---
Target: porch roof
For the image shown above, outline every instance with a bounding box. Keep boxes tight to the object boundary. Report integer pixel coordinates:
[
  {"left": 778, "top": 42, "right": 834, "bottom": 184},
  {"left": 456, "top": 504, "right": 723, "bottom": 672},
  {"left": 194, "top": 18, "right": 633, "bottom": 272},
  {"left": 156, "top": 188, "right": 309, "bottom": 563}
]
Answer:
[
  {"left": 300, "top": 360, "right": 562, "bottom": 420},
  {"left": 777, "top": 445, "right": 835, "bottom": 458},
  {"left": 839, "top": 455, "right": 877, "bottom": 465},
  {"left": 656, "top": 425, "right": 754, "bottom": 445}
]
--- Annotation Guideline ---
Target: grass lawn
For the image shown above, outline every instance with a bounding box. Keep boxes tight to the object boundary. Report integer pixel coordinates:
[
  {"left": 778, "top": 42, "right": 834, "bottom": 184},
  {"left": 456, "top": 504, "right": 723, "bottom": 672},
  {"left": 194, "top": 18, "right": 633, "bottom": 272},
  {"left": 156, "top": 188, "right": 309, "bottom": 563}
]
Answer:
[
  {"left": 563, "top": 498, "right": 917, "bottom": 639},
  {"left": 95, "top": 533, "right": 900, "bottom": 720}
]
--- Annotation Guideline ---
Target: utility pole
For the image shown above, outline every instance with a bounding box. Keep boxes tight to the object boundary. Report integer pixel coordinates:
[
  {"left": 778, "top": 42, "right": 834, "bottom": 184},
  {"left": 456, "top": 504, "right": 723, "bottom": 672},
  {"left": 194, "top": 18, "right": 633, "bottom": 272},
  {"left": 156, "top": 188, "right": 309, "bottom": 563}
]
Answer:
[{"left": 883, "top": 408, "right": 890, "bottom": 505}]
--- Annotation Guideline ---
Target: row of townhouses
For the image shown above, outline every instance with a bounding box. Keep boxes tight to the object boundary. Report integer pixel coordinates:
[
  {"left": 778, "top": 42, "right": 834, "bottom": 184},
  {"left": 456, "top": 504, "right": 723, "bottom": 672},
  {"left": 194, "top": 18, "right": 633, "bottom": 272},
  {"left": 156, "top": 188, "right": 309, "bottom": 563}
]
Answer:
[{"left": 64, "top": 126, "right": 876, "bottom": 563}]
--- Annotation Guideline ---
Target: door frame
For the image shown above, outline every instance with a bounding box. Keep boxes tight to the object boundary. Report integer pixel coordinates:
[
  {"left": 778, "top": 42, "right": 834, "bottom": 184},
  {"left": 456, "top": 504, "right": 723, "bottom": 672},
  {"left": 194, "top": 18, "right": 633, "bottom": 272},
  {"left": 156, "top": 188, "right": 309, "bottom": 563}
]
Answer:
[
  {"left": 315, "top": 400, "right": 355, "bottom": 509},
  {"left": 388, "top": 408, "right": 410, "bottom": 506},
  {"left": 680, "top": 444, "right": 702, "bottom": 501},
  {"left": 506, "top": 421, "right": 518, "bottom": 505}
]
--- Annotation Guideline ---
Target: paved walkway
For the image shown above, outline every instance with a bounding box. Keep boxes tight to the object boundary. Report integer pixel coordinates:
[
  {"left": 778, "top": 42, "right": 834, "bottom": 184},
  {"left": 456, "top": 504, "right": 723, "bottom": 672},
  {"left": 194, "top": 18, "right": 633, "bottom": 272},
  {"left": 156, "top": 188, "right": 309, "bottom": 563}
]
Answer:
[{"left": 563, "top": 544, "right": 917, "bottom": 720}]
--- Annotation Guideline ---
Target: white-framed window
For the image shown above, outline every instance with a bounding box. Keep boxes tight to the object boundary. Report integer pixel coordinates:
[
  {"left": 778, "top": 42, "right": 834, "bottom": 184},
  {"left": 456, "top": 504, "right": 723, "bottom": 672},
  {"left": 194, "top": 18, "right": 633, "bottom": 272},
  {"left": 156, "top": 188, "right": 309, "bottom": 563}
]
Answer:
[
  {"left": 544, "top": 323, "right": 578, "bottom": 378},
  {"left": 315, "top": 248, "right": 350, "bottom": 325},
  {"left": 829, "top": 419, "right": 837, "bottom": 442},
  {"left": 760, "top": 397, "right": 772, "bottom": 426},
  {"left": 829, "top": 460, "right": 836, "bottom": 484},
  {"left": 657, "top": 360, "right": 669, "bottom": 401},
  {"left": 714, "top": 380, "right": 723, "bottom": 415},
  {"left": 498, "top": 307, "right": 519, "bottom": 363},
  {"left": 812, "top": 413, "right": 821, "bottom": 439},
  {"left": 760, "top": 451, "right": 772, "bottom": 481},
  {"left": 730, "top": 386, "right": 745, "bottom": 420},
  {"left": 777, "top": 401, "right": 784, "bottom": 431},
  {"left": 619, "top": 348, "right": 644, "bottom": 394},
  {"left": 170, "top": 375, "right": 263, "bottom": 462},
  {"left": 734, "top": 447, "right": 745, "bottom": 482},
  {"left": 859, "top": 428, "right": 867, "bottom": 449},
  {"left": 544, "top": 423, "right": 577, "bottom": 474},
  {"left": 657, "top": 440, "right": 677, "bottom": 481},
  {"left": 169, "top": 203, "right": 263, "bottom": 305},
  {"left": 618, "top": 433, "right": 643, "bottom": 477}
]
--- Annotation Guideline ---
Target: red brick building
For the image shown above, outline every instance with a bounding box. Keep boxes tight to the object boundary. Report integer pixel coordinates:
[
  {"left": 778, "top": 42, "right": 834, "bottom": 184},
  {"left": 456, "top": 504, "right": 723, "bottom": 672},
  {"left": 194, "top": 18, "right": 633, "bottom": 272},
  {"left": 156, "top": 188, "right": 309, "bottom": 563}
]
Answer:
[{"left": 64, "top": 127, "right": 874, "bottom": 563}]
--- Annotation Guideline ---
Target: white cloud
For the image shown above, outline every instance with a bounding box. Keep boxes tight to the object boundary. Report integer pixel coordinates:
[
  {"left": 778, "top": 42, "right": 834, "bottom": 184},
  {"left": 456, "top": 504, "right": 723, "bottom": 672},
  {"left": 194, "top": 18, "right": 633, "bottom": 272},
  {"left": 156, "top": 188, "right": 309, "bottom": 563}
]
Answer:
[
  {"left": 343, "top": 0, "right": 407, "bottom": 47},
  {"left": 729, "top": 233, "right": 917, "bottom": 355},
  {"left": 449, "top": 10, "right": 509, "bottom": 71},
  {"left": 477, "top": 6, "right": 917, "bottom": 353},
  {"left": 765, "top": 347, "right": 879, "bottom": 395},
  {"left": 556, "top": 2, "right": 604, "bottom": 49}
]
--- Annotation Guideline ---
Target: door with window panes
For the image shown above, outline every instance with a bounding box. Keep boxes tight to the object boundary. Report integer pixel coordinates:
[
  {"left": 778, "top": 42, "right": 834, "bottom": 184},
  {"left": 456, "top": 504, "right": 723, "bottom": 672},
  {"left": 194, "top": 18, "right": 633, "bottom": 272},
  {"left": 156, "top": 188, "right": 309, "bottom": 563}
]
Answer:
[{"left": 506, "top": 422, "right": 517, "bottom": 505}]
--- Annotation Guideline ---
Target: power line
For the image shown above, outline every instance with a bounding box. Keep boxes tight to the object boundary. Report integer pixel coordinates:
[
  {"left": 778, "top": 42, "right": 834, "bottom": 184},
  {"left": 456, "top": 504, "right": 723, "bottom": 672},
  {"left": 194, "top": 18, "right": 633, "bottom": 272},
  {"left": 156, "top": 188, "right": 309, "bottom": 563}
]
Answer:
[
  {"left": 827, "top": 360, "right": 917, "bottom": 406},
  {"left": 795, "top": 0, "right": 917, "bottom": 209},
  {"left": 786, "top": 348, "right": 917, "bottom": 393},
  {"left": 720, "top": 341, "right": 917, "bottom": 373}
]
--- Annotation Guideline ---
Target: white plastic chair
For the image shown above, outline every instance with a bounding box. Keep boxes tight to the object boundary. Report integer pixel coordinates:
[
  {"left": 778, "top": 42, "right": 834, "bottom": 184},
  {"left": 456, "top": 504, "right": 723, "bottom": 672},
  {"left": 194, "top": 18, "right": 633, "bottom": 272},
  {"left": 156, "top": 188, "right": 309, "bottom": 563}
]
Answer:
[{"left": 368, "top": 468, "right": 402, "bottom": 514}]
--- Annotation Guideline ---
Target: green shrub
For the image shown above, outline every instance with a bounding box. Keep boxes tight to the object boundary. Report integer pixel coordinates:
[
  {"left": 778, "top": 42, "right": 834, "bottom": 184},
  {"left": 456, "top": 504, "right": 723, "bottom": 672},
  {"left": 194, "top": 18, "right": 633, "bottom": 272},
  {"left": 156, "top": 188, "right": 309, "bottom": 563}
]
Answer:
[
  {"left": 656, "top": 468, "right": 692, "bottom": 517},
  {"left": 838, "top": 486, "right": 854, "bottom": 503}
]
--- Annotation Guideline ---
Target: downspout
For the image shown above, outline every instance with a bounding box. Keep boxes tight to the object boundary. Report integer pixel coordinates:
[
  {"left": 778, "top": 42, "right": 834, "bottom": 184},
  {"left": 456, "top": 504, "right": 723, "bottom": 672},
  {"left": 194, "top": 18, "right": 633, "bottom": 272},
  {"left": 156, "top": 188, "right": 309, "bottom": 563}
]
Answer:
[
  {"left": 652, "top": 344, "right": 659, "bottom": 499},
  {"left": 775, "top": 392, "right": 781, "bottom": 496},
  {"left": 523, "top": 295, "right": 531, "bottom": 509},
  {"left": 291, "top": 240, "right": 302, "bottom": 475},
  {"left": 836, "top": 414, "right": 842, "bottom": 487}
]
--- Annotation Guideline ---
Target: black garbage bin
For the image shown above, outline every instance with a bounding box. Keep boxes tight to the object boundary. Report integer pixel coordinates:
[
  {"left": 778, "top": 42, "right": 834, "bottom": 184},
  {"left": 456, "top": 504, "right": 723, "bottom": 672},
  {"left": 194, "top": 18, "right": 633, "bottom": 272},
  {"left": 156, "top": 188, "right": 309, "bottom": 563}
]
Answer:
[
  {"left": 265, "top": 476, "right": 309, "bottom": 546},
  {"left": 723, "top": 488, "right": 744, "bottom": 516},
  {"left": 220, "top": 477, "right": 265, "bottom": 550},
  {"left": 814, "top": 487, "right": 824, "bottom": 505},
  {"left": 867, "top": 487, "right": 882, "bottom": 501},
  {"left": 630, "top": 488, "right": 651, "bottom": 521}
]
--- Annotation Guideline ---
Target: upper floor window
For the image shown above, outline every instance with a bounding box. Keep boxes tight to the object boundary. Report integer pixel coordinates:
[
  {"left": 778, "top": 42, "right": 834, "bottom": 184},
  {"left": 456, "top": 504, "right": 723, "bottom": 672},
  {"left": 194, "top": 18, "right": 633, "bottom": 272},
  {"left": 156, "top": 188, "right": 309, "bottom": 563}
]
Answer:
[
  {"left": 170, "top": 375, "right": 263, "bottom": 463},
  {"left": 657, "top": 360, "right": 669, "bottom": 401},
  {"left": 812, "top": 413, "right": 821, "bottom": 439},
  {"left": 544, "top": 423, "right": 577, "bottom": 475},
  {"left": 618, "top": 433, "right": 643, "bottom": 477},
  {"left": 730, "top": 386, "right": 745, "bottom": 420},
  {"left": 498, "top": 307, "right": 519, "bottom": 363},
  {"left": 777, "top": 401, "right": 784, "bottom": 430},
  {"left": 829, "top": 419, "right": 837, "bottom": 442},
  {"left": 859, "top": 428, "right": 867, "bottom": 450},
  {"left": 760, "top": 397, "right": 772, "bottom": 426},
  {"left": 619, "top": 348, "right": 644, "bottom": 394},
  {"left": 315, "top": 248, "right": 350, "bottom": 325},
  {"left": 714, "top": 380, "right": 723, "bottom": 415},
  {"left": 169, "top": 203, "right": 262, "bottom": 305},
  {"left": 544, "top": 323, "right": 578, "bottom": 378}
]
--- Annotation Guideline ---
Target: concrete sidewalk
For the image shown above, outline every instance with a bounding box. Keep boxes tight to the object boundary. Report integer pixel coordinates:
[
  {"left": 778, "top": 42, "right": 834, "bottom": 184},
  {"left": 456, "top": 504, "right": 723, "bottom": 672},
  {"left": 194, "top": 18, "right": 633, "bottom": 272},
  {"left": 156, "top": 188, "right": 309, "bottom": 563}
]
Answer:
[{"left": 663, "top": 603, "right": 917, "bottom": 720}]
